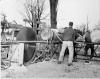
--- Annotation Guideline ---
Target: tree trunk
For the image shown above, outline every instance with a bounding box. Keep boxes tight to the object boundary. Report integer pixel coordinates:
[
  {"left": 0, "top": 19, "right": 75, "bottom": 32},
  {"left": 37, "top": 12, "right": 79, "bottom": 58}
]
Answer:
[{"left": 49, "top": 0, "right": 58, "bottom": 29}]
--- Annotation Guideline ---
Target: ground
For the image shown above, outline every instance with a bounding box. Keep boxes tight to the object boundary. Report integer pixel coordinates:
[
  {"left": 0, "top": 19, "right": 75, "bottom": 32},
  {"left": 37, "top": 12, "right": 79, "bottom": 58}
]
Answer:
[{"left": 1, "top": 56, "right": 100, "bottom": 78}]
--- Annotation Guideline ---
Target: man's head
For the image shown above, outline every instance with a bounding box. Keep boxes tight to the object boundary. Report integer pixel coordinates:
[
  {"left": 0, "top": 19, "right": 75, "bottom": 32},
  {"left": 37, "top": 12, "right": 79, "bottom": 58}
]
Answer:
[
  {"left": 69, "top": 22, "right": 73, "bottom": 28},
  {"left": 86, "top": 30, "right": 90, "bottom": 33}
]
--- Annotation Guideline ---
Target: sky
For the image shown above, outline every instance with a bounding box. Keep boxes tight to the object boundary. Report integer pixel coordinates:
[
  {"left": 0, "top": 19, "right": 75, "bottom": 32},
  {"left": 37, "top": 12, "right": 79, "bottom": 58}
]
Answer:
[
  {"left": 0, "top": 0, "right": 100, "bottom": 30},
  {"left": 0, "top": 0, "right": 25, "bottom": 24},
  {"left": 57, "top": 0, "right": 100, "bottom": 29},
  {"left": 0, "top": 0, "right": 50, "bottom": 26}
]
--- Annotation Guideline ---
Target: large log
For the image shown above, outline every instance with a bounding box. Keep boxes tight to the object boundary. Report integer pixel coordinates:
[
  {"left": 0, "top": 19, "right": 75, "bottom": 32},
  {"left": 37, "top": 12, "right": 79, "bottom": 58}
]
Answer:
[{"left": 16, "top": 27, "right": 37, "bottom": 63}]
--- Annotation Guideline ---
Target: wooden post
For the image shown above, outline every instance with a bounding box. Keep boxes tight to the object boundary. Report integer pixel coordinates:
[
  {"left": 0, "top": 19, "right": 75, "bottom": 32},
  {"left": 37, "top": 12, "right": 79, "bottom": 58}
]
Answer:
[
  {"left": 12, "top": 29, "right": 14, "bottom": 41},
  {"left": 18, "top": 43, "right": 24, "bottom": 66}
]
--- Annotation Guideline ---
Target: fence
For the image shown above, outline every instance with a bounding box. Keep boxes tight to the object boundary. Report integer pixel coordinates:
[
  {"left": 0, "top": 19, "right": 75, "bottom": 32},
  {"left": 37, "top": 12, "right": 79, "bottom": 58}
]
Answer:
[
  {"left": 1, "top": 40, "right": 52, "bottom": 69},
  {"left": 1, "top": 40, "right": 100, "bottom": 70},
  {"left": 74, "top": 41, "right": 100, "bottom": 58}
]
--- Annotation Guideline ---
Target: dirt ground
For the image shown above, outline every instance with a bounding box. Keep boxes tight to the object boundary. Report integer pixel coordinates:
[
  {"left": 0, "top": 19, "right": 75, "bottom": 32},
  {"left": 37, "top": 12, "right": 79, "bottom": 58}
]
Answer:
[{"left": 1, "top": 56, "right": 100, "bottom": 78}]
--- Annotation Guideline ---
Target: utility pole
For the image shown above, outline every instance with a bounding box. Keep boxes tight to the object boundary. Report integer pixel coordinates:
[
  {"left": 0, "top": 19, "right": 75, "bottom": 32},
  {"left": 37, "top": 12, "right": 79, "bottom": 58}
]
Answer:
[{"left": 86, "top": 15, "right": 89, "bottom": 31}]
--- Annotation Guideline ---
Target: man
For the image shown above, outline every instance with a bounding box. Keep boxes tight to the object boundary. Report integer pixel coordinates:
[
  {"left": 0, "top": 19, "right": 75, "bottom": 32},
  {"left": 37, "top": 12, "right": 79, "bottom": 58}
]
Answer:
[
  {"left": 84, "top": 30, "right": 94, "bottom": 63},
  {"left": 58, "top": 22, "right": 75, "bottom": 66}
]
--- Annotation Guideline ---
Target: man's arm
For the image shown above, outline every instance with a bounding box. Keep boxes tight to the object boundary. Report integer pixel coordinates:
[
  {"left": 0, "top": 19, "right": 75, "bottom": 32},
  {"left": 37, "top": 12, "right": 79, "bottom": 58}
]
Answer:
[{"left": 73, "top": 29, "right": 76, "bottom": 41}]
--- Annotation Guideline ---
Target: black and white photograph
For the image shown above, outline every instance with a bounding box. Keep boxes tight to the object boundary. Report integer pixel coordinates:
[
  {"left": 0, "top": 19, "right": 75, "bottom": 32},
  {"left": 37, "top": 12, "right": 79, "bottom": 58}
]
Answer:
[{"left": 0, "top": 0, "right": 100, "bottom": 78}]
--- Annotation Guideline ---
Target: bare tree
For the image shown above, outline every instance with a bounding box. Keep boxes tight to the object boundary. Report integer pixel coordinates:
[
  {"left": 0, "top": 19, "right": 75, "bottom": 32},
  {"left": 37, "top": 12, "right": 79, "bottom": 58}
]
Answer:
[
  {"left": 23, "top": 0, "right": 59, "bottom": 30},
  {"left": 23, "top": 0, "right": 47, "bottom": 34},
  {"left": 1, "top": 14, "right": 8, "bottom": 33},
  {"left": 49, "top": 0, "right": 58, "bottom": 29}
]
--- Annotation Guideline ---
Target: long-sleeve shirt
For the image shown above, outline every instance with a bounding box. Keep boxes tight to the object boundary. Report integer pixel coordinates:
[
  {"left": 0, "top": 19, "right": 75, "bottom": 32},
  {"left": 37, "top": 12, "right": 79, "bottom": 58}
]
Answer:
[
  {"left": 83, "top": 31, "right": 92, "bottom": 43},
  {"left": 63, "top": 27, "right": 75, "bottom": 41}
]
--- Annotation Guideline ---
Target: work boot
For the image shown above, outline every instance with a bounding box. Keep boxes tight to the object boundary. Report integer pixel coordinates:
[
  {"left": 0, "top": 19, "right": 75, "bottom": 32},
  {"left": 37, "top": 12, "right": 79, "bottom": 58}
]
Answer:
[
  {"left": 68, "top": 63, "right": 73, "bottom": 66},
  {"left": 73, "top": 58, "right": 77, "bottom": 62},
  {"left": 58, "top": 61, "right": 63, "bottom": 64},
  {"left": 85, "top": 60, "right": 89, "bottom": 63}
]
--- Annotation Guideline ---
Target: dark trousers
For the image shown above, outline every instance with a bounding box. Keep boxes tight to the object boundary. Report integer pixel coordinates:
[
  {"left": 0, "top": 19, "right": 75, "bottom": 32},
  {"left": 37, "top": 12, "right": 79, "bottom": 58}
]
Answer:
[
  {"left": 73, "top": 42, "right": 77, "bottom": 61},
  {"left": 85, "top": 44, "right": 94, "bottom": 60}
]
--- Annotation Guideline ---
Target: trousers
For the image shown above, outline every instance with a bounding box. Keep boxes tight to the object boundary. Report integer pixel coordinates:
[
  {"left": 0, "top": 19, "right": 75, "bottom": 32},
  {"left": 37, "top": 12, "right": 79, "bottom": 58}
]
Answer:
[
  {"left": 58, "top": 41, "right": 74, "bottom": 64},
  {"left": 85, "top": 44, "right": 94, "bottom": 59}
]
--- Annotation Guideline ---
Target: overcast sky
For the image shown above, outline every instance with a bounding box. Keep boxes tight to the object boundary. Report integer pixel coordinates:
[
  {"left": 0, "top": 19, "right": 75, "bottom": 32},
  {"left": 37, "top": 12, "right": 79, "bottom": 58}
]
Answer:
[
  {"left": 0, "top": 0, "right": 100, "bottom": 30},
  {"left": 57, "top": 0, "right": 100, "bottom": 29},
  {"left": 0, "top": 0, "right": 50, "bottom": 25}
]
